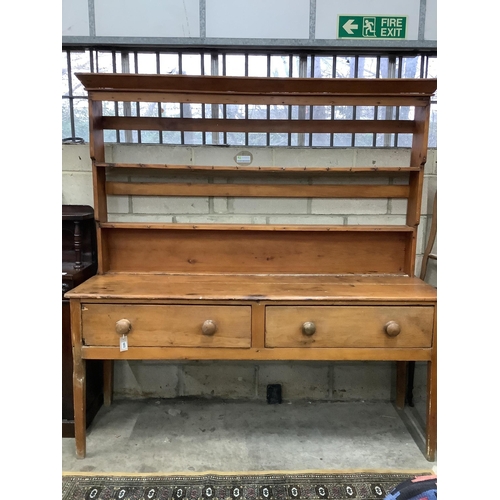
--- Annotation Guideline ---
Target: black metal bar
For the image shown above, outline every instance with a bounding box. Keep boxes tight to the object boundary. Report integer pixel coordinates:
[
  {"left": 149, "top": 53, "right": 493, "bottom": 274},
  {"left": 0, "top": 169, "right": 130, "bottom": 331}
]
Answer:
[
  {"left": 66, "top": 51, "right": 76, "bottom": 139},
  {"left": 222, "top": 53, "right": 227, "bottom": 145},
  {"left": 352, "top": 55, "right": 358, "bottom": 147},
  {"left": 245, "top": 53, "right": 249, "bottom": 146},
  {"left": 394, "top": 55, "right": 403, "bottom": 147},
  {"left": 111, "top": 51, "right": 120, "bottom": 143},
  {"left": 89, "top": 49, "right": 95, "bottom": 73},
  {"left": 156, "top": 51, "right": 163, "bottom": 144},
  {"left": 373, "top": 56, "right": 381, "bottom": 147},
  {"left": 179, "top": 52, "right": 184, "bottom": 145},
  {"left": 331, "top": 55, "right": 336, "bottom": 147},
  {"left": 201, "top": 52, "right": 206, "bottom": 145},
  {"left": 288, "top": 54, "right": 292, "bottom": 146},
  {"left": 133, "top": 51, "right": 142, "bottom": 144},
  {"left": 266, "top": 54, "right": 270, "bottom": 146}
]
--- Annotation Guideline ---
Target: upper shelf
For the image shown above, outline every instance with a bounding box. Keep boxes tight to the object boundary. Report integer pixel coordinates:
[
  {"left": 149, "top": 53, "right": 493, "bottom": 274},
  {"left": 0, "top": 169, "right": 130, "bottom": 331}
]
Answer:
[
  {"left": 75, "top": 73, "right": 437, "bottom": 106},
  {"left": 97, "top": 162, "right": 420, "bottom": 174}
]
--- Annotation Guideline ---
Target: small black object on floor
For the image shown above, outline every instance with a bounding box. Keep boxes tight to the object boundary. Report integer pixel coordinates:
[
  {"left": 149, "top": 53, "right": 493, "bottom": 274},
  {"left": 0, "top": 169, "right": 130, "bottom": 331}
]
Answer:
[{"left": 267, "top": 384, "right": 282, "bottom": 404}]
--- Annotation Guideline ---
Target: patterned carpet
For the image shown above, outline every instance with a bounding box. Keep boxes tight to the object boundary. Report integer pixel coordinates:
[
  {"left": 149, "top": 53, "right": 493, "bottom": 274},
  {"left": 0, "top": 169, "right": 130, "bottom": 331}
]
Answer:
[{"left": 62, "top": 470, "right": 433, "bottom": 500}]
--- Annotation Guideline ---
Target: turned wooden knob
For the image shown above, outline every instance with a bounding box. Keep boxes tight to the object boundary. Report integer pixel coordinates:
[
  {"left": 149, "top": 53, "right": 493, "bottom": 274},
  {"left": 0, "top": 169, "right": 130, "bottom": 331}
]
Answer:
[
  {"left": 302, "top": 321, "right": 316, "bottom": 336},
  {"left": 384, "top": 321, "right": 401, "bottom": 337},
  {"left": 115, "top": 319, "right": 132, "bottom": 335},
  {"left": 202, "top": 320, "right": 217, "bottom": 336}
]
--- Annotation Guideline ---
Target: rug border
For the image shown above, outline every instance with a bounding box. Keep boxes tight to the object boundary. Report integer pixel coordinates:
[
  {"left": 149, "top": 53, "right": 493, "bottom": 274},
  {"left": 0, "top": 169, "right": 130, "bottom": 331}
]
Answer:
[{"left": 62, "top": 469, "right": 434, "bottom": 477}]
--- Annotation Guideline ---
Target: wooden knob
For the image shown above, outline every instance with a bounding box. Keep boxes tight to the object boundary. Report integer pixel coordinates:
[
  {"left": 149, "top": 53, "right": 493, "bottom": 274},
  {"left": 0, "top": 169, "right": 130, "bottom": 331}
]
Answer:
[
  {"left": 302, "top": 321, "right": 316, "bottom": 336},
  {"left": 202, "top": 320, "right": 217, "bottom": 336},
  {"left": 115, "top": 319, "right": 132, "bottom": 335},
  {"left": 384, "top": 321, "right": 401, "bottom": 337}
]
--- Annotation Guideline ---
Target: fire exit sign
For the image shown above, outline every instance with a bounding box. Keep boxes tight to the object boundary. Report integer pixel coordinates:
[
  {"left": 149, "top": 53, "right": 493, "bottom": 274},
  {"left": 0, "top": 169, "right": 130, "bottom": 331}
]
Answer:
[{"left": 338, "top": 16, "right": 407, "bottom": 39}]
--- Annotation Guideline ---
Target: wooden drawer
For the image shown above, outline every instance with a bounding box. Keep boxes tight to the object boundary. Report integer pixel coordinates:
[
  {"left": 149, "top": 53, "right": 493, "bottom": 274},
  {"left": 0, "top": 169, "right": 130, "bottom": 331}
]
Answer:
[
  {"left": 82, "top": 304, "right": 251, "bottom": 348},
  {"left": 265, "top": 306, "right": 434, "bottom": 348}
]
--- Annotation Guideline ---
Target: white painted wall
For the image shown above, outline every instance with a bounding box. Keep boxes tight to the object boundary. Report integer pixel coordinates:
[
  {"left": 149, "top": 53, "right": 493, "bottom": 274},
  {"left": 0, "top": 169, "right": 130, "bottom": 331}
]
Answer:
[
  {"left": 62, "top": 0, "right": 89, "bottom": 36},
  {"left": 62, "top": 0, "right": 437, "bottom": 45},
  {"left": 94, "top": 0, "right": 200, "bottom": 37},
  {"left": 206, "top": 0, "right": 310, "bottom": 39},
  {"left": 424, "top": 0, "right": 437, "bottom": 40}
]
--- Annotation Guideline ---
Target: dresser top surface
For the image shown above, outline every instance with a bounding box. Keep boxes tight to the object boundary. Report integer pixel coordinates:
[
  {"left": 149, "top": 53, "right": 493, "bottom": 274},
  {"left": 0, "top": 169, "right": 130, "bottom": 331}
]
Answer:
[{"left": 65, "top": 273, "right": 436, "bottom": 302}]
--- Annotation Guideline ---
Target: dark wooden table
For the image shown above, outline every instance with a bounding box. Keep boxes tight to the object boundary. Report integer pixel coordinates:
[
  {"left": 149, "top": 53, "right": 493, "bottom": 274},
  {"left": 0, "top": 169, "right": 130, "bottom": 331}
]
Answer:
[{"left": 62, "top": 205, "right": 103, "bottom": 437}]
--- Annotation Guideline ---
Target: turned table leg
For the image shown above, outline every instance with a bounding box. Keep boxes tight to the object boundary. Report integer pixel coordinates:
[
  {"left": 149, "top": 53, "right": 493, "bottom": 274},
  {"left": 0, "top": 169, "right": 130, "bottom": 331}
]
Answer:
[
  {"left": 70, "top": 299, "right": 87, "bottom": 458},
  {"left": 73, "top": 220, "right": 83, "bottom": 270}
]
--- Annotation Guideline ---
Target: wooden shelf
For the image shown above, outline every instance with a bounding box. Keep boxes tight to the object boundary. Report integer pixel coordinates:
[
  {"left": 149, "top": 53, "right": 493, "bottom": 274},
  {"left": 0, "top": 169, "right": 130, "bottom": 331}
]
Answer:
[
  {"left": 97, "top": 162, "right": 420, "bottom": 174},
  {"left": 76, "top": 73, "right": 436, "bottom": 106},
  {"left": 106, "top": 181, "right": 410, "bottom": 199},
  {"left": 99, "top": 222, "right": 415, "bottom": 232},
  {"left": 100, "top": 116, "right": 416, "bottom": 134}
]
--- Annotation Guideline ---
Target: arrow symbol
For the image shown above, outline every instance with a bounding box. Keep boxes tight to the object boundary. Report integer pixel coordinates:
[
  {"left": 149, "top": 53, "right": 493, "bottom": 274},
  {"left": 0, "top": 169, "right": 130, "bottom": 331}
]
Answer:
[{"left": 343, "top": 19, "right": 358, "bottom": 34}]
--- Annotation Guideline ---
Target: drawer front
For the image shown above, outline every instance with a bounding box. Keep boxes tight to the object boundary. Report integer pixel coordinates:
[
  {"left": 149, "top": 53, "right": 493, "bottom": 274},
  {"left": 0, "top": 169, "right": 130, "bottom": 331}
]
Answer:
[
  {"left": 82, "top": 304, "right": 251, "bottom": 348},
  {"left": 265, "top": 306, "right": 434, "bottom": 348}
]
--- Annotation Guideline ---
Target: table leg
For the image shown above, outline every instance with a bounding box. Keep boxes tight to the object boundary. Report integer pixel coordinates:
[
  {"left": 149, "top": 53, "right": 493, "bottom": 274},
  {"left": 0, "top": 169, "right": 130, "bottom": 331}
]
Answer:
[
  {"left": 406, "top": 361, "right": 415, "bottom": 406},
  {"left": 70, "top": 299, "right": 86, "bottom": 458},
  {"left": 73, "top": 355, "right": 87, "bottom": 458},
  {"left": 103, "top": 360, "right": 114, "bottom": 406},
  {"left": 395, "top": 361, "right": 407, "bottom": 409},
  {"left": 425, "top": 358, "right": 437, "bottom": 461},
  {"left": 425, "top": 308, "right": 437, "bottom": 461}
]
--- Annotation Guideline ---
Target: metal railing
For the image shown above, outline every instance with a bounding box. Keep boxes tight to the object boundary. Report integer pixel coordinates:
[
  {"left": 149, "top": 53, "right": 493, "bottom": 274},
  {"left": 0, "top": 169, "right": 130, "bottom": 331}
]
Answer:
[{"left": 62, "top": 48, "right": 437, "bottom": 147}]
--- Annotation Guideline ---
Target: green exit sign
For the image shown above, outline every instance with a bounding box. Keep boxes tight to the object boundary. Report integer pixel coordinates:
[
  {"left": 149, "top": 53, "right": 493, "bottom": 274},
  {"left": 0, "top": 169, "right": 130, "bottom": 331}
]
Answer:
[{"left": 338, "top": 15, "right": 407, "bottom": 39}]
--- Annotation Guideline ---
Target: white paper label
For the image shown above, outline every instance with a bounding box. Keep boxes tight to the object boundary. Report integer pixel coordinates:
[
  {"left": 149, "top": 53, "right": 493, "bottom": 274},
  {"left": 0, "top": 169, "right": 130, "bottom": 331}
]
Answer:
[{"left": 120, "top": 335, "right": 128, "bottom": 352}]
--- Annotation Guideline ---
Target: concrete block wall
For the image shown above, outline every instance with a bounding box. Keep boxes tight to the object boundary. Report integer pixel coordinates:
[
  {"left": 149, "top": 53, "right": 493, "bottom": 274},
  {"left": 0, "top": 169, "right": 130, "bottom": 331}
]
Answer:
[{"left": 62, "top": 144, "right": 437, "bottom": 411}]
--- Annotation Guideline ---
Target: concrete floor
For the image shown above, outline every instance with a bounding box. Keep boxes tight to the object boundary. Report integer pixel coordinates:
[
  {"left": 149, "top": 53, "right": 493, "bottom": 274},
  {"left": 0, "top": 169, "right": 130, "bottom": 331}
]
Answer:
[{"left": 62, "top": 398, "right": 437, "bottom": 473}]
